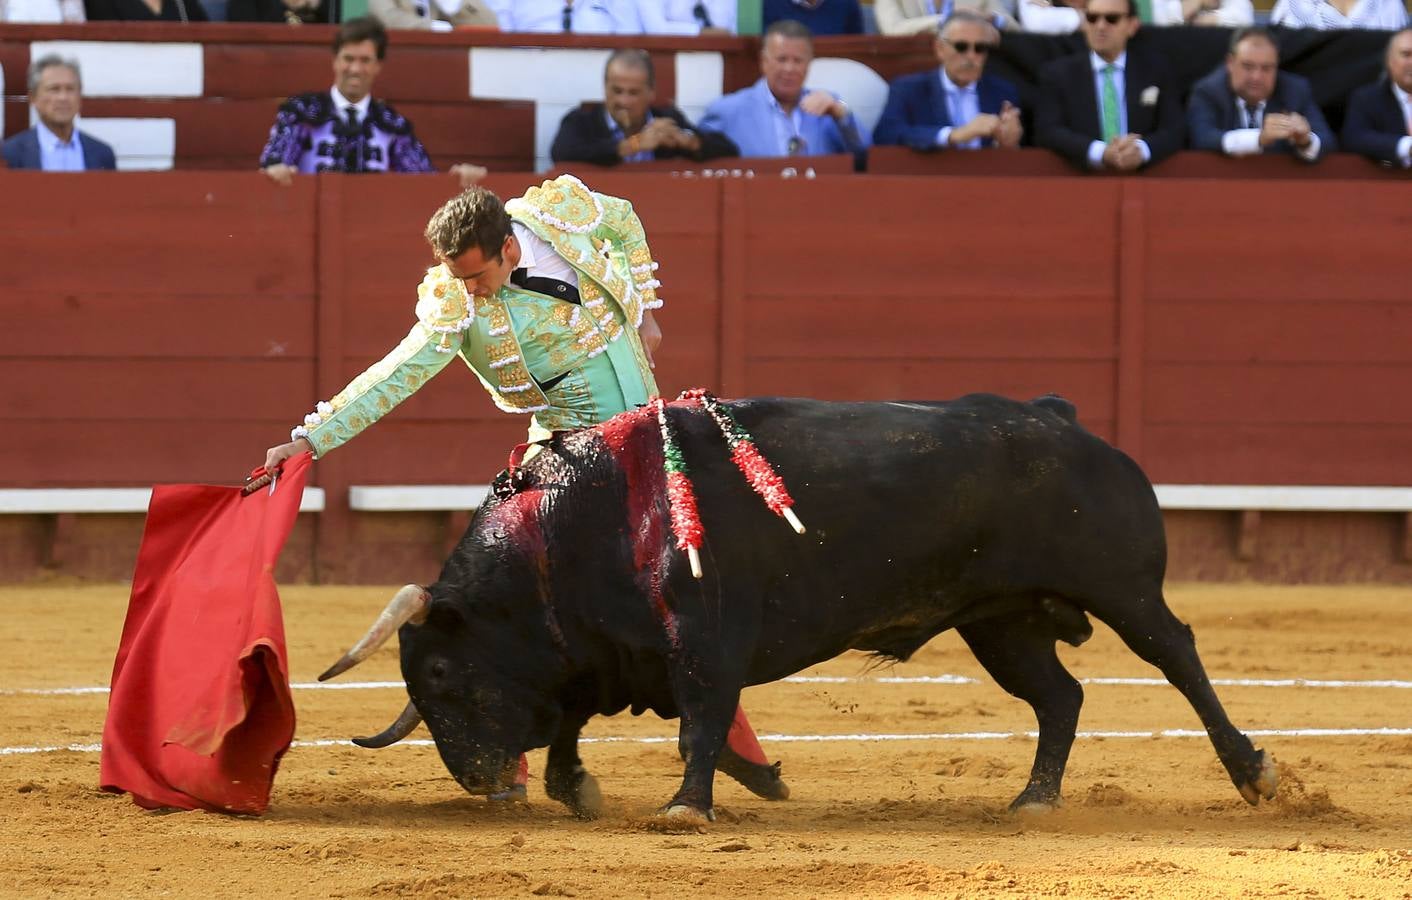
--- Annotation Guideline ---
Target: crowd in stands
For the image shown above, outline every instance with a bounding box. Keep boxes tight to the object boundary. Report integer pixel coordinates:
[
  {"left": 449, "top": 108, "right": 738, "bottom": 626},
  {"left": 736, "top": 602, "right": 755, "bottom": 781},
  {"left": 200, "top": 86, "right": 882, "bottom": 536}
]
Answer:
[{"left": 4, "top": 2, "right": 1412, "bottom": 175}]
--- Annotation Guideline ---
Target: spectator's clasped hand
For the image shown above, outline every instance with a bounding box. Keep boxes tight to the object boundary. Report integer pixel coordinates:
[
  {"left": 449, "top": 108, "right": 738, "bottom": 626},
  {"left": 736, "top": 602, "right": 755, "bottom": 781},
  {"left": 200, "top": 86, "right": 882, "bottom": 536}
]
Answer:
[
  {"left": 449, "top": 163, "right": 489, "bottom": 189},
  {"left": 951, "top": 101, "right": 1023, "bottom": 148},
  {"left": 1101, "top": 133, "right": 1145, "bottom": 171},
  {"left": 799, "top": 91, "right": 849, "bottom": 121}
]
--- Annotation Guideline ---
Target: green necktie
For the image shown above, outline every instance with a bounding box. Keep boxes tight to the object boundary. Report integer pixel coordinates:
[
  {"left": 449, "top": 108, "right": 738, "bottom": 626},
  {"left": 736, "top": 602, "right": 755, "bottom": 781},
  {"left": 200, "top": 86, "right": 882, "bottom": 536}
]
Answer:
[
  {"left": 1101, "top": 64, "right": 1121, "bottom": 142},
  {"left": 1134, "top": 0, "right": 1153, "bottom": 21}
]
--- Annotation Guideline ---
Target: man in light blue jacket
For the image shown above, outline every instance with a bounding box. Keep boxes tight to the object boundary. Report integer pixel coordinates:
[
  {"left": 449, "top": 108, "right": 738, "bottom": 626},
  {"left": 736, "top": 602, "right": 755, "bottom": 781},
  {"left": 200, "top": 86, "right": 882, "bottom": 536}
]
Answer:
[{"left": 698, "top": 19, "right": 868, "bottom": 159}]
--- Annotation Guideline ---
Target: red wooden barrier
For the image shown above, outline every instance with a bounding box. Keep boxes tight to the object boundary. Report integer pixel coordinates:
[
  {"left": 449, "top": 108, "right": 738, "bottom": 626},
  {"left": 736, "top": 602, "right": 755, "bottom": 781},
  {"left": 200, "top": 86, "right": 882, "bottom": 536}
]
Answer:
[{"left": 3, "top": 168, "right": 1410, "bottom": 581}]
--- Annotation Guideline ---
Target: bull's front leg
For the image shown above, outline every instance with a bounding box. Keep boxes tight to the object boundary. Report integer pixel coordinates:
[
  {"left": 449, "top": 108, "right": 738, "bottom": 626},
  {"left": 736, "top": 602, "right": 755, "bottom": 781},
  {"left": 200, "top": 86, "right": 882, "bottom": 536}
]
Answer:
[
  {"left": 663, "top": 691, "right": 740, "bottom": 822},
  {"left": 543, "top": 714, "right": 602, "bottom": 819}
]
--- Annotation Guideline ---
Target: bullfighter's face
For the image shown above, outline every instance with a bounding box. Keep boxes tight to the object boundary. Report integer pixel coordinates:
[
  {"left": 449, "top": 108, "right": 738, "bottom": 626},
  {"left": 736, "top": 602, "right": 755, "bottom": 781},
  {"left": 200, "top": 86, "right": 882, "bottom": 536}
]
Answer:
[
  {"left": 332, "top": 38, "right": 382, "bottom": 105},
  {"left": 445, "top": 234, "right": 519, "bottom": 298},
  {"left": 399, "top": 597, "right": 561, "bottom": 796}
]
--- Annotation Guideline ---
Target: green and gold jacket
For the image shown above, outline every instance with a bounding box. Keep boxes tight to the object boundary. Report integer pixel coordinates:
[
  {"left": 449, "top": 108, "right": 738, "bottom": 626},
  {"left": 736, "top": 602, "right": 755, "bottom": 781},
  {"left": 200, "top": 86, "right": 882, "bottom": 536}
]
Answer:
[{"left": 292, "top": 175, "right": 663, "bottom": 456}]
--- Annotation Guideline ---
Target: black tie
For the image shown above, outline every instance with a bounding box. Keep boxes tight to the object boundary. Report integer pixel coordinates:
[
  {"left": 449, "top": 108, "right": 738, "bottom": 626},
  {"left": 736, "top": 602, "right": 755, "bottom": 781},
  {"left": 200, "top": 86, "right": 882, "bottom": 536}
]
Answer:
[
  {"left": 343, "top": 106, "right": 361, "bottom": 172},
  {"left": 509, "top": 267, "right": 528, "bottom": 288},
  {"left": 1244, "top": 101, "right": 1261, "bottom": 130},
  {"left": 693, "top": 1, "right": 712, "bottom": 27},
  {"left": 561, "top": 0, "right": 572, "bottom": 31}
]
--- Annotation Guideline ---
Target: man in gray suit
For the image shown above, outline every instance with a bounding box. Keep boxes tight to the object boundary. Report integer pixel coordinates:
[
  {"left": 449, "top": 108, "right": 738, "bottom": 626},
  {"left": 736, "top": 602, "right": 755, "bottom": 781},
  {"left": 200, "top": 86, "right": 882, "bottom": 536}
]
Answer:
[
  {"left": 1186, "top": 27, "right": 1334, "bottom": 161},
  {"left": 2, "top": 55, "right": 117, "bottom": 171}
]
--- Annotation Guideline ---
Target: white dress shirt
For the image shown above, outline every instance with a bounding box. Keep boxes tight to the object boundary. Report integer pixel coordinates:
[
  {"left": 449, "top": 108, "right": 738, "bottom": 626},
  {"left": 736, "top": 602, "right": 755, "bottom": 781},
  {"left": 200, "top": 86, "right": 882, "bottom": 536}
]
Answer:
[
  {"left": 1393, "top": 82, "right": 1412, "bottom": 168},
  {"left": 512, "top": 221, "right": 579, "bottom": 287},
  {"left": 1018, "top": 0, "right": 1080, "bottom": 33},
  {"left": 628, "top": 0, "right": 736, "bottom": 33},
  {"left": 1150, "top": 0, "right": 1253, "bottom": 24},
  {"left": 497, "top": 0, "right": 628, "bottom": 33},
  {"left": 764, "top": 82, "right": 810, "bottom": 156},
  {"left": 36, "top": 120, "right": 86, "bottom": 172},
  {"left": 1270, "top": 0, "right": 1407, "bottom": 29},
  {"left": 1220, "top": 96, "right": 1320, "bottom": 160},
  {"left": 1085, "top": 52, "right": 1152, "bottom": 169},
  {"left": 330, "top": 85, "right": 372, "bottom": 123},
  {"left": 935, "top": 70, "right": 982, "bottom": 150}
]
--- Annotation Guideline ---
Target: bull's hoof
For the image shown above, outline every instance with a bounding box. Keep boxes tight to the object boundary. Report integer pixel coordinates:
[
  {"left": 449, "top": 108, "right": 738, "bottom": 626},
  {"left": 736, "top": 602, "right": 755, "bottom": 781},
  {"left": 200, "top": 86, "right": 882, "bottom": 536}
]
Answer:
[
  {"left": 488, "top": 784, "right": 528, "bottom": 804},
  {"left": 571, "top": 772, "right": 603, "bottom": 820},
  {"left": 716, "top": 749, "right": 791, "bottom": 801},
  {"left": 1236, "top": 749, "right": 1278, "bottom": 806},
  {"left": 1011, "top": 798, "right": 1061, "bottom": 815},
  {"left": 664, "top": 804, "right": 715, "bottom": 823}
]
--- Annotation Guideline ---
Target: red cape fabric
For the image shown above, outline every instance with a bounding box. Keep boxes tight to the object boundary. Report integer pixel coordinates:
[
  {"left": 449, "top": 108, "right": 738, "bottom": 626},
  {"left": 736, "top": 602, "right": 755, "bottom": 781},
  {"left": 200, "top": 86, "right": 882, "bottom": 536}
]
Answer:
[{"left": 99, "top": 453, "right": 310, "bottom": 814}]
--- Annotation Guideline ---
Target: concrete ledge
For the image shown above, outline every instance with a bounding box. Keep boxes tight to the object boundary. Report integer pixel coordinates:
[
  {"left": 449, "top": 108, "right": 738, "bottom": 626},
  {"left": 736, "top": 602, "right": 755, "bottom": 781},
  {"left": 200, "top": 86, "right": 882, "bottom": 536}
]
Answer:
[
  {"left": 1153, "top": 485, "right": 1412, "bottom": 512},
  {"left": 348, "top": 485, "right": 490, "bottom": 512},
  {"left": 0, "top": 487, "right": 326, "bottom": 513}
]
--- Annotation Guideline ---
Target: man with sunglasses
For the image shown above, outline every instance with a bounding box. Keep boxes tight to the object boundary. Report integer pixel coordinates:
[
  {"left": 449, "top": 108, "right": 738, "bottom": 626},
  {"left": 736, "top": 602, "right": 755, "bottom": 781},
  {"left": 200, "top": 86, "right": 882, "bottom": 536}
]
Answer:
[
  {"left": 875, "top": 11, "right": 1022, "bottom": 151},
  {"left": 1187, "top": 27, "right": 1333, "bottom": 162},
  {"left": 698, "top": 19, "right": 868, "bottom": 159},
  {"left": 1035, "top": 0, "right": 1184, "bottom": 172}
]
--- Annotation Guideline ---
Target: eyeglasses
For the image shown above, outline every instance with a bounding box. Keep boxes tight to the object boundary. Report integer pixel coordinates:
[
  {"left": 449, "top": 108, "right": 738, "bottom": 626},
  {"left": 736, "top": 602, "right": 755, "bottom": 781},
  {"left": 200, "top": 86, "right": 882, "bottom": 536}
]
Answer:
[
  {"left": 943, "top": 39, "right": 996, "bottom": 55},
  {"left": 787, "top": 135, "right": 807, "bottom": 156},
  {"left": 1084, "top": 11, "right": 1129, "bottom": 23}
]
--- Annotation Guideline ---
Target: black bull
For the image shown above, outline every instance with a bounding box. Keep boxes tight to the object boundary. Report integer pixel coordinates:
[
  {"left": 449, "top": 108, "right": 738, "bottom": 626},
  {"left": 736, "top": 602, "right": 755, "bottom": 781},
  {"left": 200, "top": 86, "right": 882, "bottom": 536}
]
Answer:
[{"left": 321, "top": 394, "right": 1277, "bottom": 820}]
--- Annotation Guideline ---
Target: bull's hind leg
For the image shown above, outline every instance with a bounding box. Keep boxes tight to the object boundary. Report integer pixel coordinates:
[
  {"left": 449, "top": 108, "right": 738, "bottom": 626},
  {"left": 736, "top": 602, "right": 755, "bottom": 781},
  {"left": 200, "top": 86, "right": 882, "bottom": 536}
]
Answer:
[
  {"left": 959, "top": 610, "right": 1084, "bottom": 812},
  {"left": 1093, "top": 591, "right": 1277, "bottom": 805}
]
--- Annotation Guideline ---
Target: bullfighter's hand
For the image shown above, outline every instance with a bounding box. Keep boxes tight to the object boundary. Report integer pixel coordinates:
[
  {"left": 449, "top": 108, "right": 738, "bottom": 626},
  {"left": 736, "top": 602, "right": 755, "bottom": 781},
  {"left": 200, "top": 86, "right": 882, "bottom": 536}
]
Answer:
[
  {"left": 262, "top": 164, "right": 297, "bottom": 187},
  {"left": 637, "top": 310, "right": 661, "bottom": 369},
  {"left": 264, "top": 437, "right": 314, "bottom": 473},
  {"left": 450, "top": 163, "right": 488, "bottom": 188}
]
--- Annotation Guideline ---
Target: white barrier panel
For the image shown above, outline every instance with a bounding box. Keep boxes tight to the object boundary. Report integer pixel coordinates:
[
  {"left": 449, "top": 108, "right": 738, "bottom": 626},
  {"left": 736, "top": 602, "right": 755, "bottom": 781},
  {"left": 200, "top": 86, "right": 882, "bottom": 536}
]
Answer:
[
  {"left": 29, "top": 41, "right": 203, "bottom": 98},
  {"left": 76, "top": 117, "right": 176, "bottom": 170},
  {"left": 470, "top": 47, "right": 613, "bottom": 172},
  {"left": 807, "top": 57, "right": 890, "bottom": 137},
  {"left": 673, "top": 51, "right": 726, "bottom": 127},
  {"left": 0, "top": 487, "right": 327, "bottom": 514}
]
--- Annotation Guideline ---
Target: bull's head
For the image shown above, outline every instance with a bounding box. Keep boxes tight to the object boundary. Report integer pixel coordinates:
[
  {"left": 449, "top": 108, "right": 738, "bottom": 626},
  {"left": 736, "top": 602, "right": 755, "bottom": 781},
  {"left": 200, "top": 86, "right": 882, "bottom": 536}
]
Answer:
[{"left": 319, "top": 576, "right": 567, "bottom": 797}]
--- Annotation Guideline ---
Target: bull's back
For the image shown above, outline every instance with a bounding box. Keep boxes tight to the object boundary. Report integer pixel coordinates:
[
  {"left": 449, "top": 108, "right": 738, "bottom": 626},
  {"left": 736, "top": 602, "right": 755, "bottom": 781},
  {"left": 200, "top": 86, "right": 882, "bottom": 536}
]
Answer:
[{"left": 673, "top": 395, "right": 1164, "bottom": 679}]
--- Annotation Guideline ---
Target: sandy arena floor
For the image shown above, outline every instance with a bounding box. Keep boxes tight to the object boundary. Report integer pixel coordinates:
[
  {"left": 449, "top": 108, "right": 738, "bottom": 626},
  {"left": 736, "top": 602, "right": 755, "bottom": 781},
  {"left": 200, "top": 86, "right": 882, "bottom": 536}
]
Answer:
[{"left": 2, "top": 582, "right": 1410, "bottom": 898}]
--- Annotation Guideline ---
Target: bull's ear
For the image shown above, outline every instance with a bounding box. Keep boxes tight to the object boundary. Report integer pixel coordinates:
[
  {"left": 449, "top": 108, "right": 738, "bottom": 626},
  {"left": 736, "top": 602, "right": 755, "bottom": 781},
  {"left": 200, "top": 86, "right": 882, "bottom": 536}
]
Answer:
[{"left": 420, "top": 597, "right": 467, "bottom": 629}]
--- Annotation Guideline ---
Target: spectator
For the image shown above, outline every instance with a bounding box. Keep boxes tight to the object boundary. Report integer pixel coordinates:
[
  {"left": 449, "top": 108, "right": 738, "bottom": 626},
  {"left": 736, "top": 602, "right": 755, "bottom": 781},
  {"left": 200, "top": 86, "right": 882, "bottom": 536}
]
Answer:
[
  {"left": 1, "top": 0, "right": 85, "bottom": 21},
  {"left": 2, "top": 56, "right": 116, "bottom": 171},
  {"left": 226, "top": 0, "right": 327, "bottom": 24},
  {"left": 875, "top": 0, "right": 1019, "bottom": 34},
  {"left": 495, "top": 0, "right": 630, "bottom": 33},
  {"left": 1017, "top": 0, "right": 1082, "bottom": 34},
  {"left": 1271, "top": 0, "right": 1406, "bottom": 30},
  {"left": 763, "top": 0, "right": 864, "bottom": 35},
  {"left": 551, "top": 49, "right": 738, "bottom": 166},
  {"left": 1187, "top": 28, "right": 1333, "bottom": 162},
  {"left": 874, "top": 12, "right": 1022, "bottom": 151},
  {"left": 1035, "top": 0, "right": 1184, "bottom": 171},
  {"left": 258, "top": 17, "right": 486, "bottom": 188},
  {"left": 1150, "top": 0, "right": 1252, "bottom": 26},
  {"left": 85, "top": 0, "right": 207, "bottom": 20},
  {"left": 1342, "top": 28, "right": 1412, "bottom": 167},
  {"left": 369, "top": 0, "right": 496, "bottom": 30},
  {"left": 622, "top": 0, "right": 735, "bottom": 33},
  {"left": 698, "top": 20, "right": 869, "bottom": 158}
]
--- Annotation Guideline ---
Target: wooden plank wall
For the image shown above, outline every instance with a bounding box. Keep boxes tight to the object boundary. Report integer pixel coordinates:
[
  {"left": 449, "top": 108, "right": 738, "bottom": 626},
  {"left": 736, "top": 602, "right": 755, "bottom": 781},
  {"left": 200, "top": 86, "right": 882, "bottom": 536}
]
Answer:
[{"left": 3, "top": 169, "right": 1411, "bottom": 580}]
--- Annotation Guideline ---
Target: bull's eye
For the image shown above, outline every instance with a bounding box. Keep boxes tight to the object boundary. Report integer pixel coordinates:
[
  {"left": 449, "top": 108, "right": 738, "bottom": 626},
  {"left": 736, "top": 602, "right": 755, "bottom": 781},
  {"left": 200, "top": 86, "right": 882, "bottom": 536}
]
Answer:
[{"left": 430, "top": 661, "right": 447, "bottom": 679}]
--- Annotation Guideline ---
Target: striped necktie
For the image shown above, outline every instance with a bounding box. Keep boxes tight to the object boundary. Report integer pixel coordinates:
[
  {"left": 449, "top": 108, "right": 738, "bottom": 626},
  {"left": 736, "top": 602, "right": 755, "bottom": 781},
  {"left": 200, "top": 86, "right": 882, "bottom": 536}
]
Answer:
[{"left": 1100, "top": 65, "right": 1121, "bottom": 142}]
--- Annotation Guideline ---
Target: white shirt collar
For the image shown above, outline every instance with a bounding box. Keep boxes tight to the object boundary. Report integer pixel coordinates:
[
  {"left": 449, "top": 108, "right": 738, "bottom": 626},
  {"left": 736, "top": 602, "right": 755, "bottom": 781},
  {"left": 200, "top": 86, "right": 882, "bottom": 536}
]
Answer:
[
  {"left": 511, "top": 221, "right": 539, "bottom": 271},
  {"left": 1090, "top": 51, "right": 1127, "bottom": 74},
  {"left": 1392, "top": 81, "right": 1412, "bottom": 109},
  {"left": 758, "top": 78, "right": 803, "bottom": 115},
  {"left": 35, "top": 119, "right": 77, "bottom": 150},
  {"left": 939, "top": 69, "right": 976, "bottom": 95},
  {"left": 329, "top": 85, "right": 372, "bottom": 119}
]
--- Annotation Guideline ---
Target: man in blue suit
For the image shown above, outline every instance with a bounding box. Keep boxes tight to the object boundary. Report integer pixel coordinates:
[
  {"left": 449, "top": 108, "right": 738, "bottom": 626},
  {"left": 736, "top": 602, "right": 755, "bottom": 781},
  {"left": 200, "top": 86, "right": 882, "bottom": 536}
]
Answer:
[
  {"left": 1342, "top": 28, "right": 1412, "bottom": 167},
  {"left": 1187, "top": 28, "right": 1334, "bottom": 162},
  {"left": 698, "top": 19, "right": 868, "bottom": 159},
  {"left": 2, "top": 55, "right": 117, "bottom": 171},
  {"left": 874, "top": 11, "right": 1022, "bottom": 151}
]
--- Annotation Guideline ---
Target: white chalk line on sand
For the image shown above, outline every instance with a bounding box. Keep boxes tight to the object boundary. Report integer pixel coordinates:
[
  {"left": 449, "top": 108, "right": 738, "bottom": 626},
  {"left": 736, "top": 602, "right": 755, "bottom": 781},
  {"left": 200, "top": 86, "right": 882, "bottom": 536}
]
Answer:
[
  {"left": 4, "top": 727, "right": 1412, "bottom": 757},
  {"left": 7, "top": 675, "right": 1412, "bottom": 697}
]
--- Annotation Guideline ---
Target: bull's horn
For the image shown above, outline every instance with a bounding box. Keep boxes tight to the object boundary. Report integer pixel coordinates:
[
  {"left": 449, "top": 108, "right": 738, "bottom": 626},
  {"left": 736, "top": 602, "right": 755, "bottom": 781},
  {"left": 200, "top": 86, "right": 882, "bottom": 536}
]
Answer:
[
  {"left": 351, "top": 700, "right": 423, "bottom": 749},
  {"left": 318, "top": 584, "right": 430, "bottom": 681}
]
